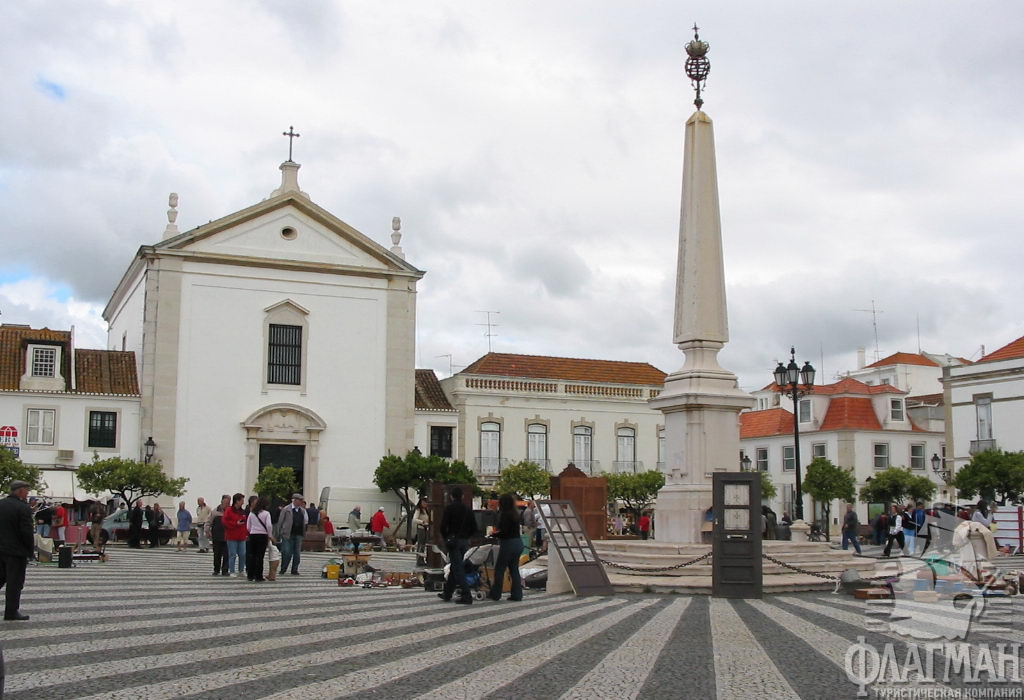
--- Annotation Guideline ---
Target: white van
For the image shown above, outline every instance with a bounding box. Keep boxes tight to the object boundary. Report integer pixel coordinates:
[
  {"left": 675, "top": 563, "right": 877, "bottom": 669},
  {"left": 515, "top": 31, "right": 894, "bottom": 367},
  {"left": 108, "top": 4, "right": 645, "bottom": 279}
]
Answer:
[{"left": 318, "top": 486, "right": 405, "bottom": 536}]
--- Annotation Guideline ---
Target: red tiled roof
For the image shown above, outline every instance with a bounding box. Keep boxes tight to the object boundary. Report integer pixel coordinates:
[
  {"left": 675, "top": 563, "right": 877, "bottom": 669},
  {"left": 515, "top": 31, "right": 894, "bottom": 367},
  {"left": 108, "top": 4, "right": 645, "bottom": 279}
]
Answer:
[
  {"left": 979, "top": 335, "right": 1024, "bottom": 363},
  {"left": 460, "top": 353, "right": 666, "bottom": 386},
  {"left": 75, "top": 350, "right": 140, "bottom": 395},
  {"left": 764, "top": 376, "right": 903, "bottom": 396},
  {"left": 740, "top": 408, "right": 793, "bottom": 439},
  {"left": 819, "top": 397, "right": 883, "bottom": 431},
  {"left": 906, "top": 393, "right": 943, "bottom": 405},
  {"left": 0, "top": 325, "right": 139, "bottom": 395},
  {"left": 865, "top": 352, "right": 939, "bottom": 368},
  {"left": 0, "top": 325, "right": 71, "bottom": 391},
  {"left": 415, "top": 369, "right": 455, "bottom": 411}
]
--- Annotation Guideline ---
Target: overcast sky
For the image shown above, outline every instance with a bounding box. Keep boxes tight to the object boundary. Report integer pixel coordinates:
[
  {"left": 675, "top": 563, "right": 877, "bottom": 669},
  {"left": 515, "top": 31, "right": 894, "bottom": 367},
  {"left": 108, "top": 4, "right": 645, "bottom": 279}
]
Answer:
[{"left": 2, "top": 2, "right": 1022, "bottom": 391}]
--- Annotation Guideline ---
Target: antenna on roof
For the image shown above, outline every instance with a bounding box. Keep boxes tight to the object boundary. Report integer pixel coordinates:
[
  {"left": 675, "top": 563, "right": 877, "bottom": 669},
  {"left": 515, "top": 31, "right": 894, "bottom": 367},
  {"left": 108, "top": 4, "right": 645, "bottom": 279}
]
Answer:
[
  {"left": 435, "top": 354, "right": 463, "bottom": 377},
  {"left": 474, "top": 310, "right": 500, "bottom": 354},
  {"left": 916, "top": 312, "right": 921, "bottom": 354},
  {"left": 854, "top": 300, "right": 884, "bottom": 362}
]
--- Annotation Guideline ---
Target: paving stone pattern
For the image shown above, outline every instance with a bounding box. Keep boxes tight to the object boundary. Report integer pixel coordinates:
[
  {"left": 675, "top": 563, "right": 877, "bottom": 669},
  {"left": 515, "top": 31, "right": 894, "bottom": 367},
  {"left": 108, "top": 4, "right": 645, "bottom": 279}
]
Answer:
[{"left": 2, "top": 548, "right": 1019, "bottom": 699}]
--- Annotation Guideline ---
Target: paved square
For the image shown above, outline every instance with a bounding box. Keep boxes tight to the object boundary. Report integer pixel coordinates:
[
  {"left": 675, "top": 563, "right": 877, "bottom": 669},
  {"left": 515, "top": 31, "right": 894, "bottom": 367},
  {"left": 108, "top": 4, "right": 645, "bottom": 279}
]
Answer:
[{"left": 2, "top": 548, "right": 1020, "bottom": 698}]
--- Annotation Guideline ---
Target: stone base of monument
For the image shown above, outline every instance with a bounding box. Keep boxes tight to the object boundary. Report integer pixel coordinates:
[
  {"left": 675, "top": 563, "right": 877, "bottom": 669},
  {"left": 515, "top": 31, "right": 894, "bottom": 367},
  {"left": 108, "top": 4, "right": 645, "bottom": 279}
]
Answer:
[{"left": 592, "top": 540, "right": 874, "bottom": 594}]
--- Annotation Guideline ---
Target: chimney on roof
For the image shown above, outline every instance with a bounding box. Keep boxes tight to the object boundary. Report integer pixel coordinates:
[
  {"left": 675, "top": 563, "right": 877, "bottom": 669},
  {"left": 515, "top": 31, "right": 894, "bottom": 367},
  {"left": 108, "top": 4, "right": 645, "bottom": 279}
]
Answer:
[{"left": 857, "top": 347, "right": 866, "bottom": 369}]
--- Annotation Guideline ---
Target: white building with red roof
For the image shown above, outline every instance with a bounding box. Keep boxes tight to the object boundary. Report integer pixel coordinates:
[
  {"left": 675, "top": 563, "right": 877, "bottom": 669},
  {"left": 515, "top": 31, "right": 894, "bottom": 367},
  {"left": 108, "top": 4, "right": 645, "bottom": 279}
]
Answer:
[
  {"left": 742, "top": 375, "right": 945, "bottom": 524},
  {"left": 943, "top": 333, "right": 1024, "bottom": 475},
  {"left": 439, "top": 352, "right": 667, "bottom": 484}
]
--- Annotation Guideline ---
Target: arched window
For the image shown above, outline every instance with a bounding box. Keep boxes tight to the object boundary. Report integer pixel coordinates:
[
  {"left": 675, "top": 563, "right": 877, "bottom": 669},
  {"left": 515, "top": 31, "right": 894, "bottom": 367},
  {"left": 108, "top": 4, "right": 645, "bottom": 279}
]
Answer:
[
  {"left": 480, "top": 422, "right": 501, "bottom": 474},
  {"left": 526, "top": 423, "right": 547, "bottom": 466}
]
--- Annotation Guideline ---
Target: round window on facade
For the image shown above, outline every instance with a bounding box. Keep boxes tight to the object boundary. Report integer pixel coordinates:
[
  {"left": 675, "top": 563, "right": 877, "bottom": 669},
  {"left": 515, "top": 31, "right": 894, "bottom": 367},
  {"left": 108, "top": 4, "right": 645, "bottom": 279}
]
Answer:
[{"left": 281, "top": 226, "right": 297, "bottom": 240}]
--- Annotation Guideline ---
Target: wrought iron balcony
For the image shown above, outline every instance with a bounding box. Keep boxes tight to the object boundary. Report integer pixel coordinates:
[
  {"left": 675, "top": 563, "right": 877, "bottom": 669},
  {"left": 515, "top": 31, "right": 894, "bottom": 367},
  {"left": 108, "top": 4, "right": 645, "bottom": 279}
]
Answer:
[
  {"left": 969, "top": 439, "right": 997, "bottom": 455},
  {"left": 568, "top": 460, "right": 600, "bottom": 475},
  {"left": 612, "top": 460, "right": 644, "bottom": 473},
  {"left": 474, "top": 457, "right": 510, "bottom": 475}
]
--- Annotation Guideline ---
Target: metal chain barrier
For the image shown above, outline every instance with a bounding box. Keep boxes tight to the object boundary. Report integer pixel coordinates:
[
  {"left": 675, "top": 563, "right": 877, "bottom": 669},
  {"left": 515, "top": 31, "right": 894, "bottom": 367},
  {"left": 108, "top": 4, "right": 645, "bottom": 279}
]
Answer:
[{"left": 599, "top": 550, "right": 712, "bottom": 573}]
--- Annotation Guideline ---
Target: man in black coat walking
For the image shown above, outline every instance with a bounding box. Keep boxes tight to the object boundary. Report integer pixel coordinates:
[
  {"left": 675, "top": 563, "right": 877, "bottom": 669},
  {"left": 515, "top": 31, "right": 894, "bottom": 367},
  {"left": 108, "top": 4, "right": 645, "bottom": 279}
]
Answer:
[
  {"left": 439, "top": 486, "right": 479, "bottom": 604},
  {"left": 0, "top": 480, "right": 35, "bottom": 621}
]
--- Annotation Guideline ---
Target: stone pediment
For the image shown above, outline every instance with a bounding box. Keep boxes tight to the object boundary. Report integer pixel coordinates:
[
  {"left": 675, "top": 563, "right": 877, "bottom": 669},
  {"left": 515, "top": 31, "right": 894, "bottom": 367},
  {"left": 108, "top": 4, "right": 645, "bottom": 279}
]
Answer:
[
  {"left": 242, "top": 404, "right": 326, "bottom": 436},
  {"left": 157, "top": 194, "right": 421, "bottom": 276}
]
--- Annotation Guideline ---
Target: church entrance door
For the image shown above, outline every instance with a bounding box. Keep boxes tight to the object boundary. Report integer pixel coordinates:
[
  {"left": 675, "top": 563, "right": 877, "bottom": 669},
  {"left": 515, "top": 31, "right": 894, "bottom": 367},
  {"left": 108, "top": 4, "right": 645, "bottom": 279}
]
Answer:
[{"left": 259, "top": 444, "right": 305, "bottom": 493}]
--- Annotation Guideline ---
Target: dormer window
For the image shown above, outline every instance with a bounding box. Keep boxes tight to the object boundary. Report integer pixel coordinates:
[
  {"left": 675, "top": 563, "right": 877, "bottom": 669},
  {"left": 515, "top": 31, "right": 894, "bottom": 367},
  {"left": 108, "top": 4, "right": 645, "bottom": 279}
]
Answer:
[
  {"left": 798, "top": 398, "right": 812, "bottom": 423},
  {"left": 31, "top": 346, "right": 57, "bottom": 377},
  {"left": 890, "top": 398, "right": 904, "bottom": 421}
]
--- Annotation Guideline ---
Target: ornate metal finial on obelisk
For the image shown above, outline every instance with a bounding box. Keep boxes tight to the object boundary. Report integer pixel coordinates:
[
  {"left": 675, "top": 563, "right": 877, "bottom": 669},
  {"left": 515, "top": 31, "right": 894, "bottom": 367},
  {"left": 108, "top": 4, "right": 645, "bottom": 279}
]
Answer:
[{"left": 684, "top": 24, "right": 710, "bottom": 110}]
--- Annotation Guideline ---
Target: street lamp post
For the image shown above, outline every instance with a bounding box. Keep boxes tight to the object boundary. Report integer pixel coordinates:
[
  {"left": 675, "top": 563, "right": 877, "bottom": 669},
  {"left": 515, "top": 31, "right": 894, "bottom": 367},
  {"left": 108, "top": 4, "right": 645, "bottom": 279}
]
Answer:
[{"left": 773, "top": 347, "right": 815, "bottom": 522}]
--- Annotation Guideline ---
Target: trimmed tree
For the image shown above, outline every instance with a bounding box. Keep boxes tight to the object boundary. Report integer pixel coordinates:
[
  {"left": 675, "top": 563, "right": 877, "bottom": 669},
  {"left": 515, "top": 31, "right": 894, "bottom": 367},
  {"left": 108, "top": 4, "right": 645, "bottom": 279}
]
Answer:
[
  {"left": 761, "top": 471, "right": 777, "bottom": 502},
  {"left": 952, "top": 449, "right": 1024, "bottom": 505},
  {"left": 373, "top": 451, "right": 478, "bottom": 541},
  {"left": 494, "top": 461, "right": 550, "bottom": 499},
  {"left": 76, "top": 455, "right": 188, "bottom": 509},
  {"left": 802, "top": 458, "right": 856, "bottom": 539},
  {"left": 859, "top": 466, "right": 936, "bottom": 508},
  {"left": 0, "top": 448, "right": 46, "bottom": 494},
  {"left": 606, "top": 470, "right": 666, "bottom": 519},
  {"left": 253, "top": 465, "right": 299, "bottom": 503}
]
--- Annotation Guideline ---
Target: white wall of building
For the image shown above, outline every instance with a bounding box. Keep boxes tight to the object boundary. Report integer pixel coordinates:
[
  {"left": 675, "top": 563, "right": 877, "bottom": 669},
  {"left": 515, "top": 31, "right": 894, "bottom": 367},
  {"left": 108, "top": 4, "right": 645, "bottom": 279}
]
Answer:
[
  {"left": 945, "top": 356, "right": 1024, "bottom": 472},
  {"left": 442, "top": 375, "right": 663, "bottom": 478}
]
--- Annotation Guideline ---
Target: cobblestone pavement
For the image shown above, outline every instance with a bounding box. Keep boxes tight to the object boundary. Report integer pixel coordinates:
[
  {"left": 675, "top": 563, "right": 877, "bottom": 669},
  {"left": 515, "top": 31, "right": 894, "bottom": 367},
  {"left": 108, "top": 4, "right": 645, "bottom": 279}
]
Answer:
[{"left": 3, "top": 548, "right": 1021, "bottom": 699}]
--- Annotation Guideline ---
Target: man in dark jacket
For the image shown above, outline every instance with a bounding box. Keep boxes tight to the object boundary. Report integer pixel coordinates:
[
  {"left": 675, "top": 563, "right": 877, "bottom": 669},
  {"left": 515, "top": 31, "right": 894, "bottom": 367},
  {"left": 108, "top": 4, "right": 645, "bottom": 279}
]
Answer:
[
  {"left": 439, "top": 486, "right": 478, "bottom": 604},
  {"left": 128, "top": 502, "right": 144, "bottom": 548},
  {"left": 0, "top": 480, "right": 35, "bottom": 620}
]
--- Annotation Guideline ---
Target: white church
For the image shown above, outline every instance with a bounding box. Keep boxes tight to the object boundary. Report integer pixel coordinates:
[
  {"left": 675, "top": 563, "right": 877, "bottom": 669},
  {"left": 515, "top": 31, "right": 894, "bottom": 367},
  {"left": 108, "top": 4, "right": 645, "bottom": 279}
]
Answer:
[{"left": 102, "top": 158, "right": 422, "bottom": 502}]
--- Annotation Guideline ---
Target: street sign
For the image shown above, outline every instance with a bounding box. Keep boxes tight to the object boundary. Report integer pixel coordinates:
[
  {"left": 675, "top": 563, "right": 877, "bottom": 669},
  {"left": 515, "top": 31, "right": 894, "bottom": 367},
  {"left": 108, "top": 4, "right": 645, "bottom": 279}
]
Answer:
[{"left": 536, "top": 499, "right": 613, "bottom": 596}]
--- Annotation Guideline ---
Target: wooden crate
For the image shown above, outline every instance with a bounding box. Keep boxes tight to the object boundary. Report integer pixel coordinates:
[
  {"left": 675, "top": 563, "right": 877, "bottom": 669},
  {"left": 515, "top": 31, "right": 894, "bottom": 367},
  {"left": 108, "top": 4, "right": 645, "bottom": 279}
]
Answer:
[{"left": 854, "top": 587, "right": 892, "bottom": 600}]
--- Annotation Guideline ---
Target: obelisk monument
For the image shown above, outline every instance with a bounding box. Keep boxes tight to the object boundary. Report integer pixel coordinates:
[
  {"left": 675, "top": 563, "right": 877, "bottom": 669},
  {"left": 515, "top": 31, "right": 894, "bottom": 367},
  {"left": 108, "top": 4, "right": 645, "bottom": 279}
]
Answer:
[{"left": 650, "top": 26, "right": 754, "bottom": 543}]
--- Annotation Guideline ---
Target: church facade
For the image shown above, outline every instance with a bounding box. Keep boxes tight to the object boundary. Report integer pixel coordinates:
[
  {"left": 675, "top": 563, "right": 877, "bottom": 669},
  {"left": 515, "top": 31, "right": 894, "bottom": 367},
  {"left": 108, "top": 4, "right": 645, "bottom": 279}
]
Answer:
[{"left": 102, "top": 161, "right": 422, "bottom": 502}]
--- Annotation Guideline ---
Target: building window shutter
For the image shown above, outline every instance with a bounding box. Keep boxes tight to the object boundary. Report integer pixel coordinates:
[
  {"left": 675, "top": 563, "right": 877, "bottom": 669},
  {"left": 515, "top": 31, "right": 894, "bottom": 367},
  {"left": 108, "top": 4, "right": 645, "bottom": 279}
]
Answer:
[{"left": 267, "top": 324, "right": 302, "bottom": 385}]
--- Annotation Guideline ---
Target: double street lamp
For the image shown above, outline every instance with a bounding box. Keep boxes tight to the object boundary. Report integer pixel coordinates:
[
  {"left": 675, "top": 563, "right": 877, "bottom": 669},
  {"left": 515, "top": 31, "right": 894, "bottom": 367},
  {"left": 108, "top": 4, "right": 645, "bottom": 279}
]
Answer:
[{"left": 773, "top": 348, "right": 815, "bottom": 522}]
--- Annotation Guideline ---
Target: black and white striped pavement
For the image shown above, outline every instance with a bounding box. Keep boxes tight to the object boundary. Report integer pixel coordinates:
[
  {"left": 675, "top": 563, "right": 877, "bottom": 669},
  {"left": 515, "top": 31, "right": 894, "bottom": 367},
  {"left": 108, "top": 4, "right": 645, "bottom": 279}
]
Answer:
[{"left": 2, "top": 547, "right": 1021, "bottom": 699}]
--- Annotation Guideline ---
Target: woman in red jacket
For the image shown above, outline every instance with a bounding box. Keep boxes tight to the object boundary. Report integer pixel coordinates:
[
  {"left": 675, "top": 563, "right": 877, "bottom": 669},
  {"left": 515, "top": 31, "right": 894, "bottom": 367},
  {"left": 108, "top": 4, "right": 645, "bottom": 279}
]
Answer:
[{"left": 223, "top": 493, "right": 248, "bottom": 577}]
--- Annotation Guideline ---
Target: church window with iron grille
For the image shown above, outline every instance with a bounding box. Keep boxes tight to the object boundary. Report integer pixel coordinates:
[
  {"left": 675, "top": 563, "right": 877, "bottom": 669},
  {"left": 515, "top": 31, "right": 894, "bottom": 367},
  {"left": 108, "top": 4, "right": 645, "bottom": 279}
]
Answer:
[{"left": 267, "top": 324, "right": 302, "bottom": 385}]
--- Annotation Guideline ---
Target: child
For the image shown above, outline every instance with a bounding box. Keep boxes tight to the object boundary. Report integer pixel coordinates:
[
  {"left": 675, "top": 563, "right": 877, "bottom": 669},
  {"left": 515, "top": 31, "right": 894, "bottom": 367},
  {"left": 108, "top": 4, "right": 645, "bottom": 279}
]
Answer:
[{"left": 267, "top": 540, "right": 281, "bottom": 580}]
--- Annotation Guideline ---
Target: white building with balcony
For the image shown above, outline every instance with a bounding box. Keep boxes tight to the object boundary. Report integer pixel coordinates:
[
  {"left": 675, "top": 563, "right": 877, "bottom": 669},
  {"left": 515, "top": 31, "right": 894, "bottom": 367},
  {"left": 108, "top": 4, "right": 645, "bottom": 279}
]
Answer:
[
  {"left": 439, "top": 353, "right": 666, "bottom": 484},
  {"left": 943, "top": 333, "right": 1024, "bottom": 472},
  {"left": 742, "top": 376, "right": 946, "bottom": 525}
]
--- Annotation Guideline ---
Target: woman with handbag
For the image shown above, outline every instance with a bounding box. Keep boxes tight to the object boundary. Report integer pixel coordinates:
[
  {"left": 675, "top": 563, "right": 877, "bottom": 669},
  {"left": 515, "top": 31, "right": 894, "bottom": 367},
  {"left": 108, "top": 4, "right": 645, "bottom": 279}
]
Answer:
[{"left": 246, "top": 497, "right": 274, "bottom": 582}]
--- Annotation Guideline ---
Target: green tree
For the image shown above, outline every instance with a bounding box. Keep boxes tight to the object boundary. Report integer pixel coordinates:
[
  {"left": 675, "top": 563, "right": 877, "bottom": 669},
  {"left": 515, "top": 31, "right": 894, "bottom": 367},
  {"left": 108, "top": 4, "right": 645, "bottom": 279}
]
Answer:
[
  {"left": 76, "top": 455, "right": 188, "bottom": 509},
  {"left": 253, "top": 465, "right": 299, "bottom": 503},
  {"left": 859, "top": 467, "right": 936, "bottom": 508},
  {"left": 494, "top": 461, "right": 550, "bottom": 499},
  {"left": 373, "top": 451, "right": 478, "bottom": 541},
  {"left": 802, "top": 458, "right": 856, "bottom": 539},
  {"left": 952, "top": 449, "right": 1024, "bottom": 505},
  {"left": 606, "top": 470, "right": 666, "bottom": 519},
  {"left": 760, "top": 471, "right": 777, "bottom": 501},
  {"left": 0, "top": 448, "right": 46, "bottom": 494}
]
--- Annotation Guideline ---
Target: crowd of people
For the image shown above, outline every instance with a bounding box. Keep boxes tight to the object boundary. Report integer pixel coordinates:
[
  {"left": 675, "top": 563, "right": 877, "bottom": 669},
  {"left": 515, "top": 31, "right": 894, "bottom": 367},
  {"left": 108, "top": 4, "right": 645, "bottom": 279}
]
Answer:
[{"left": 875, "top": 499, "right": 1000, "bottom": 558}]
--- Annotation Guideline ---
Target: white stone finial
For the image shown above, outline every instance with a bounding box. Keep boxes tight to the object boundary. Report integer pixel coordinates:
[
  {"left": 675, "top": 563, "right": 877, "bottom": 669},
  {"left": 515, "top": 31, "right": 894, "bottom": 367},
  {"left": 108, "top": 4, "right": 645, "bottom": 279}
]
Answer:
[
  {"left": 163, "top": 192, "right": 180, "bottom": 239},
  {"left": 268, "top": 161, "right": 309, "bottom": 199},
  {"left": 389, "top": 216, "right": 405, "bottom": 259}
]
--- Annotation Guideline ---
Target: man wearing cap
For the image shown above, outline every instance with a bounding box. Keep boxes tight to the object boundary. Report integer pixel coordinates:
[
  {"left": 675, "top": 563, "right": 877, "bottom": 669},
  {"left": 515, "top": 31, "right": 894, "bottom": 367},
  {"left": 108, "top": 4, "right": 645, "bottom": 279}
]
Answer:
[
  {"left": 0, "top": 481, "right": 35, "bottom": 620},
  {"left": 272, "top": 493, "right": 308, "bottom": 575}
]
